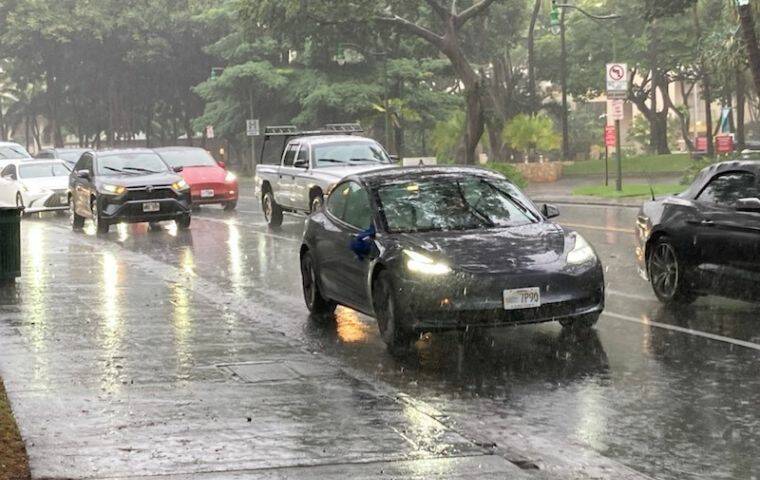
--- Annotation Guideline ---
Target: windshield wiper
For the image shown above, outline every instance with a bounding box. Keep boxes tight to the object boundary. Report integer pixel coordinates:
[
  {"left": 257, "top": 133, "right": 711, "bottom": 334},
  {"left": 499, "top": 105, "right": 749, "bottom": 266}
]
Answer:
[
  {"left": 103, "top": 166, "right": 129, "bottom": 174},
  {"left": 487, "top": 182, "right": 540, "bottom": 221},
  {"left": 123, "top": 167, "right": 162, "bottom": 174},
  {"left": 455, "top": 183, "right": 495, "bottom": 228},
  {"left": 316, "top": 158, "right": 347, "bottom": 164},
  {"left": 350, "top": 158, "right": 383, "bottom": 164}
]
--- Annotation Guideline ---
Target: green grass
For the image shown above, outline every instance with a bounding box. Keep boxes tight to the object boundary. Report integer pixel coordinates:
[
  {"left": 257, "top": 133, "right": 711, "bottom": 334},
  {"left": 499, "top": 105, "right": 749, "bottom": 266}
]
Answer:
[
  {"left": 0, "top": 375, "right": 30, "bottom": 480},
  {"left": 573, "top": 183, "right": 684, "bottom": 199},
  {"left": 564, "top": 154, "right": 692, "bottom": 176}
]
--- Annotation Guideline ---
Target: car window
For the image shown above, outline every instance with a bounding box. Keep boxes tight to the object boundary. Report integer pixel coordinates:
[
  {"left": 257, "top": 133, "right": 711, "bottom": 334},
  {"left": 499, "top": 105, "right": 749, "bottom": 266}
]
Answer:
[
  {"left": 36, "top": 151, "right": 54, "bottom": 159},
  {"left": 313, "top": 141, "right": 391, "bottom": 167},
  {"left": 19, "top": 162, "right": 71, "bottom": 179},
  {"left": 1, "top": 164, "right": 16, "bottom": 178},
  {"left": 96, "top": 153, "right": 168, "bottom": 175},
  {"left": 327, "top": 182, "right": 350, "bottom": 219},
  {"left": 75, "top": 154, "right": 93, "bottom": 174},
  {"left": 295, "top": 145, "right": 309, "bottom": 166},
  {"left": 343, "top": 183, "right": 372, "bottom": 229},
  {"left": 697, "top": 171, "right": 758, "bottom": 206},
  {"left": 0, "top": 145, "right": 30, "bottom": 160},
  {"left": 158, "top": 149, "right": 216, "bottom": 168},
  {"left": 283, "top": 144, "right": 299, "bottom": 167}
]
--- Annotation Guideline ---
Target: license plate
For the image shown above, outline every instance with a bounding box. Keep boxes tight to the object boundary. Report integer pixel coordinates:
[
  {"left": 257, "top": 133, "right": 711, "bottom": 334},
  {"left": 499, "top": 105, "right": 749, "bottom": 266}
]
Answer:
[
  {"left": 59, "top": 195, "right": 68, "bottom": 204},
  {"left": 503, "top": 287, "right": 541, "bottom": 310},
  {"left": 143, "top": 202, "right": 160, "bottom": 213},
  {"left": 201, "top": 189, "right": 215, "bottom": 198}
]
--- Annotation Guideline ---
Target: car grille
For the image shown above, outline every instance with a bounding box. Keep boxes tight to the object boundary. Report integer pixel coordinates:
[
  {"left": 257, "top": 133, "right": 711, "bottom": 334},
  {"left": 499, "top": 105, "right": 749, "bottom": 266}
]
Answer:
[
  {"left": 43, "top": 189, "right": 69, "bottom": 207},
  {"left": 126, "top": 185, "right": 176, "bottom": 201}
]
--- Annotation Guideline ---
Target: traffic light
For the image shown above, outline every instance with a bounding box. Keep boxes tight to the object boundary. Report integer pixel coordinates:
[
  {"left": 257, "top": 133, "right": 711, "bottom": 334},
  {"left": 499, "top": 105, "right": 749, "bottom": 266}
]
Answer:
[{"left": 550, "top": 1, "right": 561, "bottom": 35}]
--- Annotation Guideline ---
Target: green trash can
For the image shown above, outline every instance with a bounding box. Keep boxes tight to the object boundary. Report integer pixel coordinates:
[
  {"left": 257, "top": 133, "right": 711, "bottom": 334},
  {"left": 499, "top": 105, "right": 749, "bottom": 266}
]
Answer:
[{"left": 0, "top": 207, "right": 22, "bottom": 283}]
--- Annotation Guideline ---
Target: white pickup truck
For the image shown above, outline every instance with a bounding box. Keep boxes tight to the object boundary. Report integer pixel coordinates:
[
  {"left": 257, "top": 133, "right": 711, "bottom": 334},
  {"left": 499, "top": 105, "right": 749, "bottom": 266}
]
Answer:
[{"left": 254, "top": 125, "right": 396, "bottom": 226}]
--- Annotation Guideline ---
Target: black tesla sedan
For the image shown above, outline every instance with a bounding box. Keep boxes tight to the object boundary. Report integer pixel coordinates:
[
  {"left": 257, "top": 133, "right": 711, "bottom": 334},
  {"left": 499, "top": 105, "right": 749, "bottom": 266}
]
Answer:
[
  {"left": 69, "top": 149, "right": 192, "bottom": 234},
  {"left": 636, "top": 160, "right": 760, "bottom": 305},
  {"left": 300, "top": 167, "right": 605, "bottom": 351}
]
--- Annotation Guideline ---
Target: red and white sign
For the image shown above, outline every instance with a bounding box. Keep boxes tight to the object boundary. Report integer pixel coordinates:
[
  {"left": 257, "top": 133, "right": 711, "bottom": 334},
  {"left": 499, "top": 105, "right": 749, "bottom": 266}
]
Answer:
[
  {"left": 610, "top": 100, "right": 625, "bottom": 121},
  {"left": 604, "top": 125, "right": 617, "bottom": 147},
  {"left": 716, "top": 135, "right": 734, "bottom": 154},
  {"left": 695, "top": 136, "right": 708, "bottom": 152}
]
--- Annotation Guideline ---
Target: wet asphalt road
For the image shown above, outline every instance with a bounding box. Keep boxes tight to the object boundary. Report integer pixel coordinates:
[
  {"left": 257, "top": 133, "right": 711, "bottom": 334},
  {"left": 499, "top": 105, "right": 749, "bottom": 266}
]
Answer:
[{"left": 7, "top": 185, "right": 760, "bottom": 480}]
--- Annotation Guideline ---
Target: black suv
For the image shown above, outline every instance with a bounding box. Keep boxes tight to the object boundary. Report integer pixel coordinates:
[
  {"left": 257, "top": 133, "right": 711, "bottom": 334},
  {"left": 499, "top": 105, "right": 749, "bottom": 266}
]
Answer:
[{"left": 69, "top": 149, "right": 192, "bottom": 234}]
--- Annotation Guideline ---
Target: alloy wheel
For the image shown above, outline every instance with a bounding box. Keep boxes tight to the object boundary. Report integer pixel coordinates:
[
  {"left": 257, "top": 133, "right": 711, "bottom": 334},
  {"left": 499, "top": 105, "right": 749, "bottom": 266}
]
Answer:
[
  {"left": 649, "top": 242, "right": 679, "bottom": 299},
  {"left": 263, "top": 194, "right": 273, "bottom": 222},
  {"left": 301, "top": 255, "right": 317, "bottom": 309}
]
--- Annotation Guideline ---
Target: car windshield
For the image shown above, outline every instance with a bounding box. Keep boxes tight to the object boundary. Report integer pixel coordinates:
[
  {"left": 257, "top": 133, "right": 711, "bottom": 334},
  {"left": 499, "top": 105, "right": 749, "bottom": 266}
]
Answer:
[
  {"left": 19, "top": 162, "right": 71, "bottom": 179},
  {"left": 58, "top": 151, "right": 86, "bottom": 163},
  {"left": 158, "top": 149, "right": 217, "bottom": 168},
  {"left": 0, "top": 145, "right": 31, "bottom": 160},
  {"left": 97, "top": 153, "right": 169, "bottom": 175},
  {"left": 314, "top": 142, "right": 391, "bottom": 167},
  {"left": 376, "top": 177, "right": 539, "bottom": 233}
]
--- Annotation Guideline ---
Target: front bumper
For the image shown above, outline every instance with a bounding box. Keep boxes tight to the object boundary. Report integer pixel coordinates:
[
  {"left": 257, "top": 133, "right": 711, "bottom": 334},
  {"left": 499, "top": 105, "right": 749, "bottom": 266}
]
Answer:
[
  {"left": 190, "top": 182, "right": 238, "bottom": 205},
  {"left": 393, "top": 262, "right": 605, "bottom": 332},
  {"left": 22, "top": 189, "right": 69, "bottom": 213},
  {"left": 98, "top": 189, "right": 191, "bottom": 224}
]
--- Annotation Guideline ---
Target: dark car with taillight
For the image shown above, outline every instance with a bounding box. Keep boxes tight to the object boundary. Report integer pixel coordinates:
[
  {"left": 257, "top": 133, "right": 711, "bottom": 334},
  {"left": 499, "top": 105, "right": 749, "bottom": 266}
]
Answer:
[
  {"left": 636, "top": 160, "right": 760, "bottom": 304},
  {"left": 299, "top": 166, "right": 605, "bottom": 352},
  {"left": 68, "top": 149, "right": 192, "bottom": 234},
  {"left": 154, "top": 147, "right": 238, "bottom": 210}
]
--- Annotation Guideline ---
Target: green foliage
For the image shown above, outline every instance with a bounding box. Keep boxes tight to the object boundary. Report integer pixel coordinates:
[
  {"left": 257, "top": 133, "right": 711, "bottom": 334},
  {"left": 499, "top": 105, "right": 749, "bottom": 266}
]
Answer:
[
  {"left": 431, "top": 111, "right": 465, "bottom": 164},
  {"left": 503, "top": 113, "right": 559, "bottom": 156},
  {"left": 681, "top": 156, "right": 721, "bottom": 185},
  {"left": 627, "top": 116, "right": 683, "bottom": 152}
]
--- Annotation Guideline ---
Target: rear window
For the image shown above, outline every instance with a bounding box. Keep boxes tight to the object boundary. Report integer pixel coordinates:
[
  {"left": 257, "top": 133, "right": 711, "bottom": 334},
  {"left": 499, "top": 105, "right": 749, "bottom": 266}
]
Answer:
[
  {"left": 0, "top": 145, "right": 31, "bottom": 160},
  {"left": 158, "top": 149, "right": 217, "bottom": 168}
]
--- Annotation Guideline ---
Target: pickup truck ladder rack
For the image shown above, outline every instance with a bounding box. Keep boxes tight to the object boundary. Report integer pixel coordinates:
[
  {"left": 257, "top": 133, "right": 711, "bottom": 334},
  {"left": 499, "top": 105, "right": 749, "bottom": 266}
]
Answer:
[{"left": 259, "top": 123, "right": 365, "bottom": 164}]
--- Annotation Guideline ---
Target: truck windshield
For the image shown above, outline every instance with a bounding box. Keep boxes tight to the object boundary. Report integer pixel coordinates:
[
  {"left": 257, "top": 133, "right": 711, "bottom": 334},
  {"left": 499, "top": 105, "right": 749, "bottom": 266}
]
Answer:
[
  {"left": 314, "top": 142, "right": 391, "bottom": 167},
  {"left": 377, "top": 177, "right": 539, "bottom": 233}
]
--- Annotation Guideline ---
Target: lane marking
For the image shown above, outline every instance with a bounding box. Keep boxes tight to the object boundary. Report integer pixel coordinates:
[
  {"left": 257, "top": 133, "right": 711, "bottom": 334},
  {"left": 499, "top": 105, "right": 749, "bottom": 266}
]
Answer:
[
  {"left": 562, "top": 222, "right": 635, "bottom": 234},
  {"left": 607, "top": 289, "right": 654, "bottom": 302},
  {"left": 604, "top": 311, "right": 760, "bottom": 352}
]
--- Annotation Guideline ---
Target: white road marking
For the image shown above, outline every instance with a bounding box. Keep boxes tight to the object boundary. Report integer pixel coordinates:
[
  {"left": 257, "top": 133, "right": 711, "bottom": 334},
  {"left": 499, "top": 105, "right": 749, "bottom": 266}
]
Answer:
[
  {"left": 562, "top": 222, "right": 635, "bottom": 234},
  {"left": 604, "top": 311, "right": 760, "bottom": 352},
  {"left": 607, "top": 289, "right": 654, "bottom": 302}
]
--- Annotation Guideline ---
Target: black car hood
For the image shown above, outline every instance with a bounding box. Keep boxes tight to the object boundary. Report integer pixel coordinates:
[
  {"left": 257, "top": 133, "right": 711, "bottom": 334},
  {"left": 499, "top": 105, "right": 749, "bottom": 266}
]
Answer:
[
  {"left": 97, "top": 172, "right": 180, "bottom": 187},
  {"left": 396, "top": 222, "right": 568, "bottom": 272}
]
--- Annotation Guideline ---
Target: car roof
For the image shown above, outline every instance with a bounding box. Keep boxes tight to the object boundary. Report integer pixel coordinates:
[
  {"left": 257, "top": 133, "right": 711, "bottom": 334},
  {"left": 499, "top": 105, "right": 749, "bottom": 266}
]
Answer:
[
  {"left": 348, "top": 165, "right": 507, "bottom": 187},
  {"left": 153, "top": 146, "right": 207, "bottom": 151},
  {"left": 682, "top": 160, "right": 760, "bottom": 198},
  {"left": 95, "top": 148, "right": 158, "bottom": 156},
  {"left": 293, "top": 135, "right": 378, "bottom": 146}
]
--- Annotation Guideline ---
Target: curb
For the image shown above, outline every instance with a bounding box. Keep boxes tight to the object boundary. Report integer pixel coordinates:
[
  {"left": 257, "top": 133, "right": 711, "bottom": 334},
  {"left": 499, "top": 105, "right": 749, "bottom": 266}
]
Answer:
[{"left": 533, "top": 197, "right": 643, "bottom": 209}]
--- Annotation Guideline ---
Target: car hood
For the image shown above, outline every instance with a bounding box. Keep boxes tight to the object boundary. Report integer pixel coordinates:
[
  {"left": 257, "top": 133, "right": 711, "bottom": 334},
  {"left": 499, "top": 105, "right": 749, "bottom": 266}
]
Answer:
[
  {"left": 21, "top": 176, "right": 69, "bottom": 191},
  {"left": 313, "top": 164, "right": 395, "bottom": 179},
  {"left": 179, "top": 165, "right": 228, "bottom": 184},
  {"left": 96, "top": 172, "right": 182, "bottom": 187},
  {"left": 395, "top": 222, "right": 568, "bottom": 272}
]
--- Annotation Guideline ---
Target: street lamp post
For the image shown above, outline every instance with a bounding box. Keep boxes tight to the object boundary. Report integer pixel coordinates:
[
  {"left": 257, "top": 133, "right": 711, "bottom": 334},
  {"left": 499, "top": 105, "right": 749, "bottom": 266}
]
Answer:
[{"left": 551, "top": 2, "right": 620, "bottom": 162}]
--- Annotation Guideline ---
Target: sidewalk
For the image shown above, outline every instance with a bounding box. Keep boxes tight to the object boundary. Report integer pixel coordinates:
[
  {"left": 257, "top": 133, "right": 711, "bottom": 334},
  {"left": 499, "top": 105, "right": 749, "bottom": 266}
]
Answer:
[{"left": 0, "top": 222, "right": 527, "bottom": 479}]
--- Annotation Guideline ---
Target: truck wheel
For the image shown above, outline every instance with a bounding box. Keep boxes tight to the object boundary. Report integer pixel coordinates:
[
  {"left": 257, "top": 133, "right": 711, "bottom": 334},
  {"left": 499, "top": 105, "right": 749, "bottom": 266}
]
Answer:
[
  {"left": 262, "top": 191, "right": 283, "bottom": 227},
  {"left": 310, "top": 193, "right": 323, "bottom": 213}
]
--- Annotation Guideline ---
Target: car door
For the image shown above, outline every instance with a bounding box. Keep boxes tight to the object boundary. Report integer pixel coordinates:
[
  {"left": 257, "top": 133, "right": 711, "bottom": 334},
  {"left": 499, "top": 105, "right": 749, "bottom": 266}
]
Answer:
[
  {"left": 276, "top": 143, "right": 299, "bottom": 208},
  {"left": 291, "top": 144, "right": 312, "bottom": 211},
  {"left": 0, "top": 164, "right": 18, "bottom": 205},
  {"left": 71, "top": 153, "right": 95, "bottom": 217},
  {"left": 316, "top": 181, "right": 375, "bottom": 311},
  {"left": 693, "top": 170, "right": 760, "bottom": 294}
]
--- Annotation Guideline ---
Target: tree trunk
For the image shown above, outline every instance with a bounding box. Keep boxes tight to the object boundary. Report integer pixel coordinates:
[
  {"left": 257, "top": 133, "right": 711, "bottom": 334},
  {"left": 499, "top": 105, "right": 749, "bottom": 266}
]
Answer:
[
  {"left": 560, "top": 9, "right": 569, "bottom": 160},
  {"left": 463, "top": 88, "right": 484, "bottom": 165},
  {"left": 527, "top": 0, "right": 541, "bottom": 115},
  {"left": 46, "top": 72, "right": 64, "bottom": 148},
  {"left": 737, "top": 66, "right": 746, "bottom": 150},
  {"left": 738, "top": 4, "right": 760, "bottom": 97},
  {"left": 704, "top": 74, "right": 714, "bottom": 156},
  {"left": 0, "top": 97, "right": 5, "bottom": 141}
]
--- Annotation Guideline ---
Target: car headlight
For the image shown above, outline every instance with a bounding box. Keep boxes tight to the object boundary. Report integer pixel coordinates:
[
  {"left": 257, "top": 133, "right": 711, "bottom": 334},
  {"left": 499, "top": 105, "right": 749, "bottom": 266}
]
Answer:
[
  {"left": 404, "top": 250, "right": 451, "bottom": 275},
  {"left": 172, "top": 179, "right": 190, "bottom": 192},
  {"left": 19, "top": 183, "right": 29, "bottom": 193},
  {"left": 101, "top": 184, "right": 126, "bottom": 195},
  {"left": 567, "top": 234, "right": 597, "bottom": 265},
  {"left": 225, "top": 171, "right": 237, "bottom": 182}
]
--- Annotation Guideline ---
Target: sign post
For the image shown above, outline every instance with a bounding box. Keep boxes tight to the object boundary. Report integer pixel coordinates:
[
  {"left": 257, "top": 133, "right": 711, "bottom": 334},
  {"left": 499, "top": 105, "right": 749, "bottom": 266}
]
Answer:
[
  {"left": 606, "top": 63, "right": 628, "bottom": 192},
  {"left": 247, "top": 119, "right": 260, "bottom": 172}
]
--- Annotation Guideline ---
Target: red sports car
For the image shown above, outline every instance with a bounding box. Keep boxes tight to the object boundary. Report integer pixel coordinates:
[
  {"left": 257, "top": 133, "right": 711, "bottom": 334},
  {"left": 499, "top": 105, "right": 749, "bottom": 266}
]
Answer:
[{"left": 155, "top": 147, "right": 238, "bottom": 210}]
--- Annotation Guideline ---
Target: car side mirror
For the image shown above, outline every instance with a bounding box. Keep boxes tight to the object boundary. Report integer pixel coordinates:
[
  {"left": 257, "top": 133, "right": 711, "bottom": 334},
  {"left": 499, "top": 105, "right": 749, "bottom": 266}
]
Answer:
[
  {"left": 293, "top": 159, "right": 309, "bottom": 169},
  {"left": 542, "top": 204, "right": 560, "bottom": 219},
  {"left": 76, "top": 170, "right": 91, "bottom": 180},
  {"left": 2, "top": 174, "right": 16, "bottom": 181},
  {"left": 390, "top": 154, "right": 400, "bottom": 162},
  {"left": 350, "top": 225, "right": 376, "bottom": 260},
  {"left": 173, "top": 166, "right": 184, "bottom": 173},
  {"left": 735, "top": 197, "right": 760, "bottom": 212},
  {"left": 218, "top": 161, "right": 226, "bottom": 169}
]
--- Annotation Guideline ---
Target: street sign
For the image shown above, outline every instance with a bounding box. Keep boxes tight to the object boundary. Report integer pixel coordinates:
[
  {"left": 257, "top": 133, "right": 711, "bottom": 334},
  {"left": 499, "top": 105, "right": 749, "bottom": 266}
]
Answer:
[
  {"left": 606, "top": 63, "right": 628, "bottom": 98},
  {"left": 610, "top": 100, "right": 625, "bottom": 121},
  {"left": 605, "top": 125, "right": 617, "bottom": 147},
  {"left": 246, "top": 119, "right": 260, "bottom": 137},
  {"left": 205, "top": 125, "right": 215, "bottom": 139},
  {"left": 716, "top": 135, "right": 734, "bottom": 154},
  {"left": 695, "top": 136, "right": 708, "bottom": 152}
]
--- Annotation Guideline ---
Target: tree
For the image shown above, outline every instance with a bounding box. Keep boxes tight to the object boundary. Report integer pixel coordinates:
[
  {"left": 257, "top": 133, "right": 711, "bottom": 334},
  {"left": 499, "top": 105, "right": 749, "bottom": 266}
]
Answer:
[{"left": 503, "top": 113, "right": 559, "bottom": 161}]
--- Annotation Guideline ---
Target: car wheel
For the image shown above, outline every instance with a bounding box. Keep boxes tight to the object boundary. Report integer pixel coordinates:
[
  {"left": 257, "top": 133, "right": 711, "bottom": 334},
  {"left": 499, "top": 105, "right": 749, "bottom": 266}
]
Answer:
[
  {"left": 92, "top": 198, "right": 109, "bottom": 234},
  {"left": 310, "top": 194, "right": 323, "bottom": 214},
  {"left": 175, "top": 215, "right": 191, "bottom": 230},
  {"left": 224, "top": 200, "right": 237, "bottom": 211},
  {"left": 148, "top": 222, "right": 162, "bottom": 231},
  {"left": 71, "top": 198, "right": 85, "bottom": 230},
  {"left": 560, "top": 312, "right": 600, "bottom": 331},
  {"left": 373, "top": 271, "right": 417, "bottom": 352},
  {"left": 262, "top": 190, "right": 283, "bottom": 227},
  {"left": 300, "top": 251, "right": 336, "bottom": 316},
  {"left": 647, "top": 237, "right": 696, "bottom": 305}
]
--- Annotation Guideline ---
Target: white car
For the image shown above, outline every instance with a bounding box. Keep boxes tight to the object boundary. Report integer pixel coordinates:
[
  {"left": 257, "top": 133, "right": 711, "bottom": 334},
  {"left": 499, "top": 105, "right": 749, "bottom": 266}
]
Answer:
[
  {"left": 0, "top": 160, "right": 71, "bottom": 212},
  {"left": 0, "top": 142, "right": 32, "bottom": 169}
]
